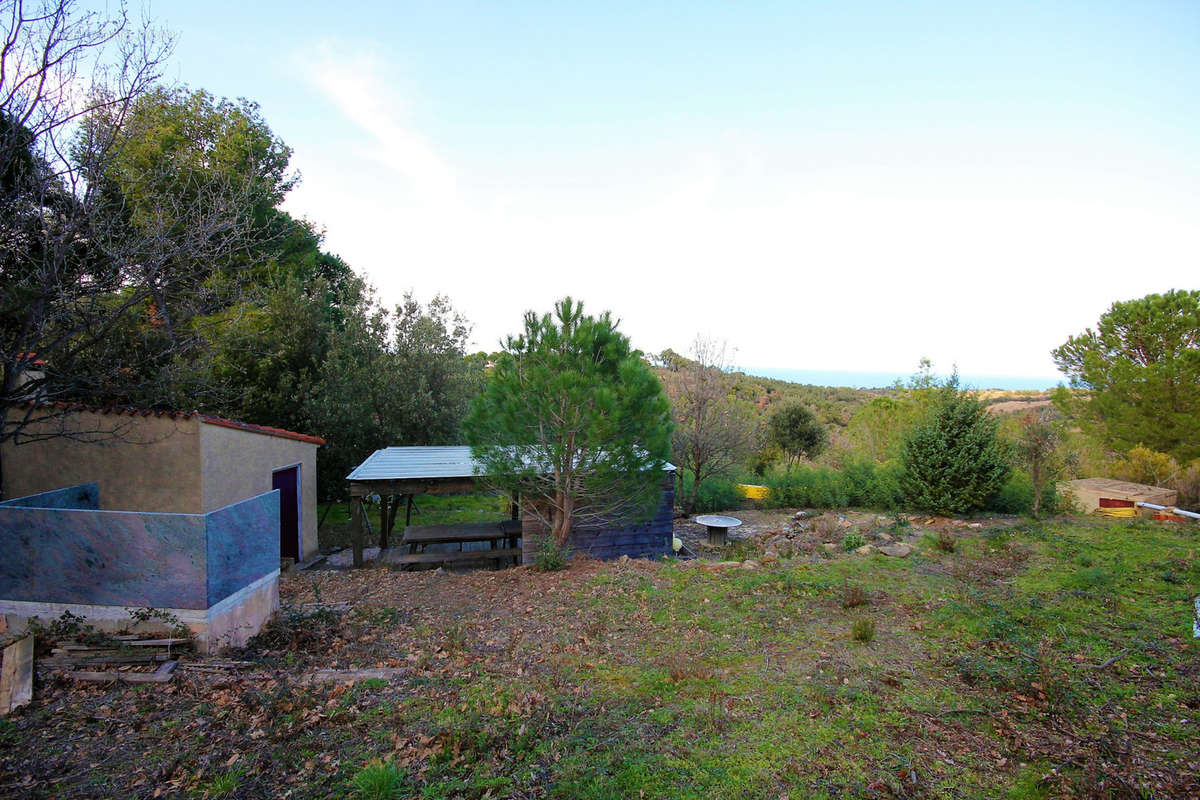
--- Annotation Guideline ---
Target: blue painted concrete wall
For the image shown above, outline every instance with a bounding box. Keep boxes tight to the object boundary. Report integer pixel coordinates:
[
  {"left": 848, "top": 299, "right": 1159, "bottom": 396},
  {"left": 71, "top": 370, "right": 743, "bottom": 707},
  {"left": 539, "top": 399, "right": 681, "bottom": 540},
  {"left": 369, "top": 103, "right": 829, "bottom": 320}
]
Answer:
[
  {"left": 205, "top": 490, "right": 279, "bottom": 607},
  {"left": 0, "top": 482, "right": 99, "bottom": 510},
  {"left": 0, "top": 487, "right": 279, "bottom": 611},
  {"left": 0, "top": 506, "right": 207, "bottom": 607}
]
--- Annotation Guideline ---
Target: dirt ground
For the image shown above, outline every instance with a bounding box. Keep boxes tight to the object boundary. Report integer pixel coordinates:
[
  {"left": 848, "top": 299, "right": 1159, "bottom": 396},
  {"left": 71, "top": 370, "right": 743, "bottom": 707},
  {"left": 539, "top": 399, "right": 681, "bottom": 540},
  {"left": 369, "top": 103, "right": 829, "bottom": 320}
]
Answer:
[
  {"left": 674, "top": 507, "right": 1020, "bottom": 561},
  {"left": 1, "top": 509, "right": 1196, "bottom": 798}
]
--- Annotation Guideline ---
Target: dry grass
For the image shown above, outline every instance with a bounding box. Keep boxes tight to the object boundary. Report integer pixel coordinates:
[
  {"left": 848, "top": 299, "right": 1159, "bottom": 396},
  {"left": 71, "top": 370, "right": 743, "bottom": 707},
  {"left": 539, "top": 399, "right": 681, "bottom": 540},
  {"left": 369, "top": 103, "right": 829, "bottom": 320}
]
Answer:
[{"left": 841, "top": 583, "right": 869, "bottom": 609}]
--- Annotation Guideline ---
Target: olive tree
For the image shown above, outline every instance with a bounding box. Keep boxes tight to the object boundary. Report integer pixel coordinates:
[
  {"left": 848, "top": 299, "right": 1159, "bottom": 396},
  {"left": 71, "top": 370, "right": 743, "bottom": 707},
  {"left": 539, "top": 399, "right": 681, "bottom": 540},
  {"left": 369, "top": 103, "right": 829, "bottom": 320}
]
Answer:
[{"left": 768, "top": 401, "right": 828, "bottom": 466}]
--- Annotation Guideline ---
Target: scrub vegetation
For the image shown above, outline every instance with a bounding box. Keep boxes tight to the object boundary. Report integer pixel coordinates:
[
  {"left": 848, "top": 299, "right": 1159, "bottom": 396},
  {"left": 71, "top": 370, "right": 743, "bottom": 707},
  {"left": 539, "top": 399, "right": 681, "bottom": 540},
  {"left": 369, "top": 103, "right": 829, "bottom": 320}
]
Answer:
[{"left": 4, "top": 516, "right": 1198, "bottom": 798}]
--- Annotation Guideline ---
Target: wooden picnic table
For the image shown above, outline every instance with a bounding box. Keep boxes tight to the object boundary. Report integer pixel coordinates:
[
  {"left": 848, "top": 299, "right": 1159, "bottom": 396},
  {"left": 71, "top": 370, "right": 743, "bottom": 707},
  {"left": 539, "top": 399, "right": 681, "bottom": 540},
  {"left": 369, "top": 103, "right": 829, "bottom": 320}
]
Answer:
[
  {"left": 401, "top": 520, "right": 519, "bottom": 548},
  {"left": 390, "top": 520, "right": 522, "bottom": 569}
]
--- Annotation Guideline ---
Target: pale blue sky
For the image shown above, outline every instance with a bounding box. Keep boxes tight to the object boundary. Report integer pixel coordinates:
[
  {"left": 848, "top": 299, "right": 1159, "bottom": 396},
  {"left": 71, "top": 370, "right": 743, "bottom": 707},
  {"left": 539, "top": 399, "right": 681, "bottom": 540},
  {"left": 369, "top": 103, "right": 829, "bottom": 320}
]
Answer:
[{"left": 147, "top": 0, "right": 1200, "bottom": 378}]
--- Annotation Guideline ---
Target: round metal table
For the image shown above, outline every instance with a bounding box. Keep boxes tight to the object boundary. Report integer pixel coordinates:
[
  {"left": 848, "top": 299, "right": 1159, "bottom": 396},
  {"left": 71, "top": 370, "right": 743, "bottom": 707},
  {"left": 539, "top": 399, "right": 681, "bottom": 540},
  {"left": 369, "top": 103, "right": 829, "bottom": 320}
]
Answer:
[{"left": 693, "top": 514, "right": 742, "bottom": 546}]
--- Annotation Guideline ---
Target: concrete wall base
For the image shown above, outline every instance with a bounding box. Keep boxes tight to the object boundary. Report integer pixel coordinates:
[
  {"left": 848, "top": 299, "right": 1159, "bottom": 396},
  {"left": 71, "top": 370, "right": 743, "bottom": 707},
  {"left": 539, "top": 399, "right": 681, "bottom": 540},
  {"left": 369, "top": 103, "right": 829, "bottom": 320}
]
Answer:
[{"left": 0, "top": 571, "right": 279, "bottom": 654}]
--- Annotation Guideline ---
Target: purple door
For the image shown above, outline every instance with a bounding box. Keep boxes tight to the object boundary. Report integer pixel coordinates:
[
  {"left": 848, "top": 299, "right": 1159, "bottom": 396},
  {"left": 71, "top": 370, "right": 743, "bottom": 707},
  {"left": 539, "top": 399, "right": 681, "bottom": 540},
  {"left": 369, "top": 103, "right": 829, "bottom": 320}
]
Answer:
[{"left": 272, "top": 466, "right": 300, "bottom": 561}]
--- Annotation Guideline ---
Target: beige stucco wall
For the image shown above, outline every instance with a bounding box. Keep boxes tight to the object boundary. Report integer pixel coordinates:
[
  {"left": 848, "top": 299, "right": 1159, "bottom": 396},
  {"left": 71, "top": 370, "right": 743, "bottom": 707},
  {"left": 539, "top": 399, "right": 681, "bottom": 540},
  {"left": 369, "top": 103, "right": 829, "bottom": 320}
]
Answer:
[
  {"left": 1, "top": 411, "right": 202, "bottom": 512},
  {"left": 199, "top": 422, "right": 319, "bottom": 560}
]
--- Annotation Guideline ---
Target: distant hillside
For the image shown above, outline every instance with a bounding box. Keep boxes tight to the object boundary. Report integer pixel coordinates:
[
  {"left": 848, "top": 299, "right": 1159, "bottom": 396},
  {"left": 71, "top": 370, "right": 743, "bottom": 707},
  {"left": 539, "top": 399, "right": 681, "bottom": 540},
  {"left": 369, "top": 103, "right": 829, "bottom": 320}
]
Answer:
[
  {"left": 725, "top": 371, "right": 884, "bottom": 429},
  {"left": 652, "top": 350, "right": 884, "bottom": 431}
]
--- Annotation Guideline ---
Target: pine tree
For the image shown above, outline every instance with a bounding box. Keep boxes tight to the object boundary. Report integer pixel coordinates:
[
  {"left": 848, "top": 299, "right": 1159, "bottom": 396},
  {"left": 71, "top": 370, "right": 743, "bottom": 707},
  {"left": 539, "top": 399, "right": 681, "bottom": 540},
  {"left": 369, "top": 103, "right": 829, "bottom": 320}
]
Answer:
[{"left": 464, "top": 298, "right": 673, "bottom": 545}]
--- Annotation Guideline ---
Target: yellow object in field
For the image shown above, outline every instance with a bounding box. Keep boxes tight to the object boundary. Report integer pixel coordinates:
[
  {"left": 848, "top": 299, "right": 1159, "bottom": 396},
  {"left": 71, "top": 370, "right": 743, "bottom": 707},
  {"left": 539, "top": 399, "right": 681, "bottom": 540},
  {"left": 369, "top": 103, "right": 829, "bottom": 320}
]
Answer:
[
  {"left": 736, "top": 484, "right": 770, "bottom": 500},
  {"left": 1095, "top": 506, "right": 1136, "bottom": 519}
]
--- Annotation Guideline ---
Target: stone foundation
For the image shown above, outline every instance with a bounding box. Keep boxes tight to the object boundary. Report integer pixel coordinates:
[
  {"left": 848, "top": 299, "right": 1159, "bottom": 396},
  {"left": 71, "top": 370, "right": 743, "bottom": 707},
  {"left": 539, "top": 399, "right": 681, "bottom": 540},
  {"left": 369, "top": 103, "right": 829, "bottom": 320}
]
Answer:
[{"left": 0, "top": 571, "right": 279, "bottom": 654}]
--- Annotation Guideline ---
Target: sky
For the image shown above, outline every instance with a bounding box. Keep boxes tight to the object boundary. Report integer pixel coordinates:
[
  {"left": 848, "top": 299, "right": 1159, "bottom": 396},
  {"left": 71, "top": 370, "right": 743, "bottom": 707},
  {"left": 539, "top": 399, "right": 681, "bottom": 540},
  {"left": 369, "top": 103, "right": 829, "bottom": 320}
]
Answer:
[{"left": 145, "top": 0, "right": 1200, "bottom": 379}]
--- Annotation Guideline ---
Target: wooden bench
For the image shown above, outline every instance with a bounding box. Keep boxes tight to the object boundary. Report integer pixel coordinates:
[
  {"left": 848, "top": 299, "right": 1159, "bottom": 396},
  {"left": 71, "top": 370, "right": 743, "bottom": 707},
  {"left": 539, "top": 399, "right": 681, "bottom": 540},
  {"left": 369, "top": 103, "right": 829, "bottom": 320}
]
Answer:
[
  {"left": 395, "top": 520, "right": 523, "bottom": 570},
  {"left": 385, "top": 547, "right": 522, "bottom": 568}
]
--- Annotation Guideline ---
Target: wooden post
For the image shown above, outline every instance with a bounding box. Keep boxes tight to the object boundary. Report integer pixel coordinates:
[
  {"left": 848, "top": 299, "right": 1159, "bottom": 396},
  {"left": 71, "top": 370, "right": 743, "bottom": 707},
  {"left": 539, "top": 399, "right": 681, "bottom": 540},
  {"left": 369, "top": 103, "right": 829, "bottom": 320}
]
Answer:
[
  {"left": 405, "top": 494, "right": 415, "bottom": 526},
  {"left": 378, "top": 496, "right": 390, "bottom": 550},
  {"left": 0, "top": 636, "right": 33, "bottom": 715},
  {"left": 510, "top": 491, "right": 520, "bottom": 521},
  {"left": 385, "top": 495, "right": 399, "bottom": 536},
  {"left": 350, "top": 494, "right": 365, "bottom": 568}
]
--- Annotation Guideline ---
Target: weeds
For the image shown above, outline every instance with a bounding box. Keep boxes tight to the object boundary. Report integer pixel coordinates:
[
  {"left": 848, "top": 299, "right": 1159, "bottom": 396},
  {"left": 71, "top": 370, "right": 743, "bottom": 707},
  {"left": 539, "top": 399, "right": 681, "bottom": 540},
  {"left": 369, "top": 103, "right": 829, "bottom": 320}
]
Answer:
[
  {"left": 663, "top": 651, "right": 713, "bottom": 682},
  {"left": 201, "top": 767, "right": 243, "bottom": 798},
  {"left": 533, "top": 537, "right": 568, "bottom": 571},
  {"left": 841, "top": 531, "right": 866, "bottom": 552},
  {"left": 814, "top": 515, "right": 841, "bottom": 540},
  {"left": 24, "top": 610, "right": 114, "bottom": 652},
  {"left": 128, "top": 606, "right": 190, "bottom": 639},
  {"left": 247, "top": 602, "right": 343, "bottom": 654},
  {"left": 704, "top": 691, "right": 729, "bottom": 732},
  {"left": 350, "top": 759, "right": 408, "bottom": 799},
  {"left": 935, "top": 530, "right": 956, "bottom": 553},
  {"left": 851, "top": 618, "right": 876, "bottom": 643},
  {"left": 444, "top": 622, "right": 468, "bottom": 653},
  {"left": 841, "top": 583, "right": 869, "bottom": 609}
]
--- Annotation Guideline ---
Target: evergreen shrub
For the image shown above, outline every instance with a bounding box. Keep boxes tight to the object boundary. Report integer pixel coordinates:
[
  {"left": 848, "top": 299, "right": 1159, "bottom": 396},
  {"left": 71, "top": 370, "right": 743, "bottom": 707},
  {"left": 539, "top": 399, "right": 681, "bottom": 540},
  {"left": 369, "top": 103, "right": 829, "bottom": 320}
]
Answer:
[{"left": 900, "top": 380, "right": 1011, "bottom": 515}]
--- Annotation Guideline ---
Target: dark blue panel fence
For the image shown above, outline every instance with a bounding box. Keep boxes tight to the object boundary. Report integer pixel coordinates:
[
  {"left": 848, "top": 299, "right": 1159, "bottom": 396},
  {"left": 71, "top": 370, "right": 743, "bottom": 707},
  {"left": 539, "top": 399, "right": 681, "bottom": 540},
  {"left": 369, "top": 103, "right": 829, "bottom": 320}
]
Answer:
[{"left": 525, "top": 474, "right": 676, "bottom": 563}]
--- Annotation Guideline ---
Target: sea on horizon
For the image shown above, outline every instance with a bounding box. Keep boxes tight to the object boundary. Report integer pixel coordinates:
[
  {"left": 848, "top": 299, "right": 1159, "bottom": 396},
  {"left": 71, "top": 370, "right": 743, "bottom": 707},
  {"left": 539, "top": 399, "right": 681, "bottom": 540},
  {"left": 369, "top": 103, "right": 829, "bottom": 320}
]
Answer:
[{"left": 745, "top": 367, "right": 1063, "bottom": 392}]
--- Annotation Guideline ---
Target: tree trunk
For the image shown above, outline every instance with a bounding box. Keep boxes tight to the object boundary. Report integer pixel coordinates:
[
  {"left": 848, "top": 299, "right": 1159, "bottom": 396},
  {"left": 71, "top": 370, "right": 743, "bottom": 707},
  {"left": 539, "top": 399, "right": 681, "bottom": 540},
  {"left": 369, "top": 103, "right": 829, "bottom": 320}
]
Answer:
[
  {"left": 685, "top": 467, "right": 702, "bottom": 515},
  {"left": 1031, "top": 460, "right": 1043, "bottom": 518},
  {"left": 350, "top": 496, "right": 364, "bottom": 568},
  {"left": 551, "top": 491, "right": 573, "bottom": 546}
]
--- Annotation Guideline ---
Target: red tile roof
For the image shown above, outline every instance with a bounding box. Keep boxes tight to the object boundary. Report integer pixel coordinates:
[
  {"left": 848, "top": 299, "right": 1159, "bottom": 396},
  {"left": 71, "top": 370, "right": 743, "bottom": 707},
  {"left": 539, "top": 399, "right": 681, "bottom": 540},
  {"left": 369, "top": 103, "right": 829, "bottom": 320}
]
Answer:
[
  {"left": 19, "top": 401, "right": 326, "bottom": 446},
  {"left": 198, "top": 415, "right": 326, "bottom": 446}
]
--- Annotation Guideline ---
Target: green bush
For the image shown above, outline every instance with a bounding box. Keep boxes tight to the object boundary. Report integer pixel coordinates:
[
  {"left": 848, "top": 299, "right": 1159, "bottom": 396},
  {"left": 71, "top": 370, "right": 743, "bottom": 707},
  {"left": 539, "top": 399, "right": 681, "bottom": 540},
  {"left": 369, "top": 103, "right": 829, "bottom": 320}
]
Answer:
[
  {"left": 841, "top": 531, "right": 866, "bottom": 551},
  {"left": 351, "top": 760, "right": 408, "bottom": 800},
  {"left": 759, "top": 462, "right": 903, "bottom": 511},
  {"left": 900, "top": 379, "right": 1010, "bottom": 514},
  {"left": 840, "top": 459, "right": 904, "bottom": 509},
  {"left": 677, "top": 474, "right": 744, "bottom": 514},
  {"left": 988, "top": 470, "right": 1061, "bottom": 515},
  {"left": 764, "top": 467, "right": 848, "bottom": 508},
  {"left": 851, "top": 618, "right": 876, "bottom": 643},
  {"left": 533, "top": 536, "right": 569, "bottom": 571}
]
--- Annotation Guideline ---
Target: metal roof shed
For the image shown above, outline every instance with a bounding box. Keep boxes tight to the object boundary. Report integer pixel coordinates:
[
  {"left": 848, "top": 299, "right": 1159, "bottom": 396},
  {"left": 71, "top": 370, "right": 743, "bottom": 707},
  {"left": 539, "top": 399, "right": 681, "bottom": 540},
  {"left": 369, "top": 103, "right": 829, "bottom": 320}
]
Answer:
[
  {"left": 344, "top": 446, "right": 506, "bottom": 567},
  {"left": 348, "top": 446, "right": 483, "bottom": 495},
  {"left": 343, "top": 446, "right": 676, "bottom": 568},
  {"left": 347, "top": 445, "right": 675, "bottom": 495}
]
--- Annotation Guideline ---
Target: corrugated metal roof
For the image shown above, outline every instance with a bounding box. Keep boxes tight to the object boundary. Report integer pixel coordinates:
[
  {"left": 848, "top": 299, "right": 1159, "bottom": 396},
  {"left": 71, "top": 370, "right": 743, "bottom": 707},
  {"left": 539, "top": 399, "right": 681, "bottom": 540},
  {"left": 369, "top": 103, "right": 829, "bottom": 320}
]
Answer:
[
  {"left": 347, "top": 446, "right": 479, "bottom": 481},
  {"left": 347, "top": 446, "right": 674, "bottom": 482}
]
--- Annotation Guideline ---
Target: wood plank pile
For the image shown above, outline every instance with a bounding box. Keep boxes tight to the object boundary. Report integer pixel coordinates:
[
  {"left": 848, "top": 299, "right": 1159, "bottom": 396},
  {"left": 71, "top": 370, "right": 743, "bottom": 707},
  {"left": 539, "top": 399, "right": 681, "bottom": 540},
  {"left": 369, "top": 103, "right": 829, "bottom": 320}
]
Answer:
[{"left": 42, "top": 636, "right": 192, "bottom": 684}]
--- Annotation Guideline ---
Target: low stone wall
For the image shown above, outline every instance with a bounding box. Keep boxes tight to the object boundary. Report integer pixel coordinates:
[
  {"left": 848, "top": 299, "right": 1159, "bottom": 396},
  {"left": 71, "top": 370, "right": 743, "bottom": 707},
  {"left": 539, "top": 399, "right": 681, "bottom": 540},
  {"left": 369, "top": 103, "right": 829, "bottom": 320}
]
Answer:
[
  {"left": 0, "top": 484, "right": 280, "bottom": 651},
  {"left": 521, "top": 474, "right": 675, "bottom": 564}
]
